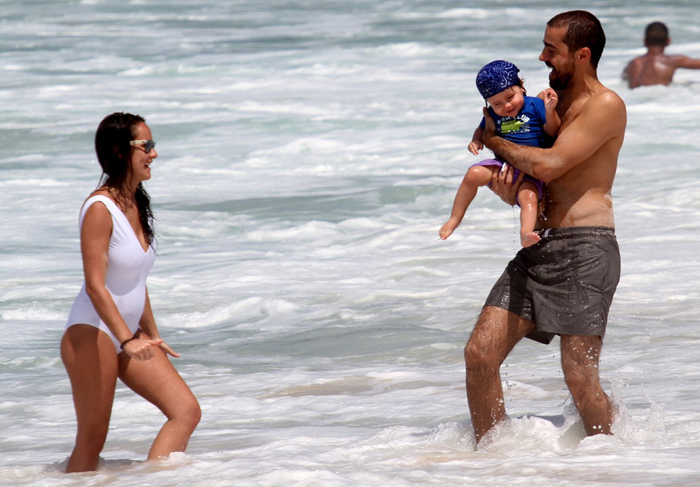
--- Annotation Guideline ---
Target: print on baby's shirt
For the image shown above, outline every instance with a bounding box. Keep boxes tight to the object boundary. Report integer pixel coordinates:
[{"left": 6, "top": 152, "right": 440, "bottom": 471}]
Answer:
[{"left": 498, "top": 115, "right": 531, "bottom": 135}]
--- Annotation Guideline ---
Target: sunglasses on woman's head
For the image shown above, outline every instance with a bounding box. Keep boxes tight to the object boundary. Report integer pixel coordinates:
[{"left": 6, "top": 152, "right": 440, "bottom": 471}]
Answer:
[{"left": 130, "top": 139, "right": 156, "bottom": 152}]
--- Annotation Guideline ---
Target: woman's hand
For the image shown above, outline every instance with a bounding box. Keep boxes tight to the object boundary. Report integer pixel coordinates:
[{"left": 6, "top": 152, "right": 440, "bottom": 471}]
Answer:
[
  {"left": 123, "top": 337, "right": 164, "bottom": 361},
  {"left": 157, "top": 341, "right": 181, "bottom": 358},
  {"left": 124, "top": 336, "right": 181, "bottom": 360}
]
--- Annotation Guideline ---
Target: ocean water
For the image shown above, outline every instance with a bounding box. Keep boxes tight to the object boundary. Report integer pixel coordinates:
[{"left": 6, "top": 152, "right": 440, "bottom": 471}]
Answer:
[{"left": 1, "top": 0, "right": 700, "bottom": 485}]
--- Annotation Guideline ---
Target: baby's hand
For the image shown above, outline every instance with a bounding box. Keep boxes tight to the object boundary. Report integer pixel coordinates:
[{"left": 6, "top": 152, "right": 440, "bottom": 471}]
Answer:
[
  {"left": 468, "top": 140, "right": 483, "bottom": 155},
  {"left": 542, "top": 88, "right": 558, "bottom": 110}
]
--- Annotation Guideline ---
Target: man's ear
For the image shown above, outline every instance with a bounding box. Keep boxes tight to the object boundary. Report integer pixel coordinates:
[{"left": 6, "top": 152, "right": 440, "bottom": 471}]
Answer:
[{"left": 577, "top": 47, "right": 592, "bottom": 64}]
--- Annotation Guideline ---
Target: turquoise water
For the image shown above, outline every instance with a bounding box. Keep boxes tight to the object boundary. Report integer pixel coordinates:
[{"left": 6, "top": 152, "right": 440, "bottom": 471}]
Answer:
[{"left": 1, "top": 1, "right": 700, "bottom": 485}]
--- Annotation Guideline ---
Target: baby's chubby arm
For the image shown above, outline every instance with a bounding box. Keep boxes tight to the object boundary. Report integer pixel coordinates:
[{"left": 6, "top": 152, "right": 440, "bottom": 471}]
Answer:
[
  {"left": 539, "top": 88, "right": 561, "bottom": 137},
  {"left": 468, "top": 126, "right": 484, "bottom": 155}
]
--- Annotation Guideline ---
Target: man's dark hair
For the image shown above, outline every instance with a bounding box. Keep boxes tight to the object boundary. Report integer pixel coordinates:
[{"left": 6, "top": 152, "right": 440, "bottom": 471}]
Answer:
[
  {"left": 547, "top": 10, "right": 606, "bottom": 69},
  {"left": 645, "top": 22, "right": 669, "bottom": 47}
]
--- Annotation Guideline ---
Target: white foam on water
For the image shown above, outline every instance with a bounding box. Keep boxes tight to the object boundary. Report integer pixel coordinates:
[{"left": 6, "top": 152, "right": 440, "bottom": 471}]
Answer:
[{"left": 2, "top": 0, "right": 700, "bottom": 485}]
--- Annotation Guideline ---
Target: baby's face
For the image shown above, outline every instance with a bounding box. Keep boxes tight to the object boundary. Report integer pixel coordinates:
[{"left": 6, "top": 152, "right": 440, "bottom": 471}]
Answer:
[{"left": 487, "top": 85, "right": 525, "bottom": 118}]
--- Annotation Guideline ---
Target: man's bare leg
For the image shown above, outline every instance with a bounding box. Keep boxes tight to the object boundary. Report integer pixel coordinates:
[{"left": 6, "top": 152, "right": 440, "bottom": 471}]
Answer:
[
  {"left": 464, "top": 306, "right": 535, "bottom": 443},
  {"left": 560, "top": 334, "right": 613, "bottom": 436}
]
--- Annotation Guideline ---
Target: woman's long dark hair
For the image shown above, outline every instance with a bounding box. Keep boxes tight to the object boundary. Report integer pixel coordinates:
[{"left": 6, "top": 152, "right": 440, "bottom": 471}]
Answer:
[{"left": 94, "top": 112, "right": 155, "bottom": 245}]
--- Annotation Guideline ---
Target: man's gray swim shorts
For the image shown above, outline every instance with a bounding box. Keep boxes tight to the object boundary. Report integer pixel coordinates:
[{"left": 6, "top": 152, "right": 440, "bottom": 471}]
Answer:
[{"left": 484, "top": 226, "right": 621, "bottom": 344}]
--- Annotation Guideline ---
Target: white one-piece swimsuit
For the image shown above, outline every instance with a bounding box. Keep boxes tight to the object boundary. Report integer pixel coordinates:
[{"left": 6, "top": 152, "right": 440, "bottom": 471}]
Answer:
[{"left": 66, "top": 195, "right": 156, "bottom": 353}]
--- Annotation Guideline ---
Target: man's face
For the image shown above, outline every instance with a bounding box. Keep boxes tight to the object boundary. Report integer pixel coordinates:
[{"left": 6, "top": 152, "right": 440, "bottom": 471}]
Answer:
[{"left": 539, "top": 26, "right": 575, "bottom": 90}]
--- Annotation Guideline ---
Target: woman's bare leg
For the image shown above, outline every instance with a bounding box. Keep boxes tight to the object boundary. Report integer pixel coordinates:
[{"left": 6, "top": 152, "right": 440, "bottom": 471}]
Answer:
[
  {"left": 61, "top": 325, "right": 118, "bottom": 473},
  {"left": 118, "top": 333, "right": 200, "bottom": 460}
]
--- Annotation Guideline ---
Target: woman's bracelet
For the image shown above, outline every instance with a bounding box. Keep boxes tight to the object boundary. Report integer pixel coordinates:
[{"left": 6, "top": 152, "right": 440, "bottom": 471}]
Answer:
[{"left": 120, "top": 335, "right": 138, "bottom": 350}]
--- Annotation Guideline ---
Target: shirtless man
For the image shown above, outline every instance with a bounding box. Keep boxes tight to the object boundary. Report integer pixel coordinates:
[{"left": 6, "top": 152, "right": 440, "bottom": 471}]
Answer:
[
  {"left": 623, "top": 22, "right": 700, "bottom": 89},
  {"left": 463, "top": 10, "right": 626, "bottom": 444}
]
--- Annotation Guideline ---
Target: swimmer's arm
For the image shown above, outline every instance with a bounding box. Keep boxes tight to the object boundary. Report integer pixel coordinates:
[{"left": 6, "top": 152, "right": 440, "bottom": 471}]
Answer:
[
  {"left": 673, "top": 55, "right": 700, "bottom": 70},
  {"left": 482, "top": 92, "right": 626, "bottom": 183},
  {"left": 621, "top": 60, "right": 642, "bottom": 89},
  {"left": 81, "top": 202, "right": 134, "bottom": 345},
  {"left": 621, "top": 61, "right": 631, "bottom": 81}
]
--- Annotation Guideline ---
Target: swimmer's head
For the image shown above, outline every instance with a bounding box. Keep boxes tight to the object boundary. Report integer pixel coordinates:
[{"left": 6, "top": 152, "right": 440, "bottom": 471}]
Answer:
[{"left": 645, "top": 21, "right": 669, "bottom": 47}]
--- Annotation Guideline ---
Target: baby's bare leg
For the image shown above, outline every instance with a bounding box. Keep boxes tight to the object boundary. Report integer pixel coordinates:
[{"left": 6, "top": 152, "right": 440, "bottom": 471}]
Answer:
[
  {"left": 440, "top": 165, "right": 496, "bottom": 239},
  {"left": 518, "top": 181, "right": 541, "bottom": 247}
]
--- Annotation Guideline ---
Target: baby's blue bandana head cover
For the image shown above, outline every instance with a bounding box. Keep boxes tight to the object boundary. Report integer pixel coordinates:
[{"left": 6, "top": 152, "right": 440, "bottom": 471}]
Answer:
[{"left": 476, "top": 60, "right": 520, "bottom": 99}]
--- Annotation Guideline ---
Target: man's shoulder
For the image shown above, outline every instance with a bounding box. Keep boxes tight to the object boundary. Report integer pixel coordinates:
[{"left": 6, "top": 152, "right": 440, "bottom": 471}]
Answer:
[
  {"left": 591, "top": 87, "right": 625, "bottom": 110},
  {"left": 560, "top": 84, "right": 626, "bottom": 134},
  {"left": 580, "top": 87, "right": 627, "bottom": 132}
]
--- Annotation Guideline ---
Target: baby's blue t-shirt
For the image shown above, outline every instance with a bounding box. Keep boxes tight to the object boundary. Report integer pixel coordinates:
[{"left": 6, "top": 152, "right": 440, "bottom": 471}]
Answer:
[{"left": 479, "top": 96, "right": 551, "bottom": 148}]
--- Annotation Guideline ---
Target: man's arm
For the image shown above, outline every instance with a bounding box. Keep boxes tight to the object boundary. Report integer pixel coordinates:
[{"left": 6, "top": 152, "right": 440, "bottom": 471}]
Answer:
[
  {"left": 673, "top": 55, "right": 700, "bottom": 70},
  {"left": 482, "top": 92, "right": 626, "bottom": 183}
]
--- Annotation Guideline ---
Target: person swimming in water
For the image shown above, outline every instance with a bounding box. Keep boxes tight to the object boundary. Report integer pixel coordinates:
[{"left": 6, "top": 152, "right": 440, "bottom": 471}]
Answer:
[{"left": 622, "top": 21, "right": 700, "bottom": 89}]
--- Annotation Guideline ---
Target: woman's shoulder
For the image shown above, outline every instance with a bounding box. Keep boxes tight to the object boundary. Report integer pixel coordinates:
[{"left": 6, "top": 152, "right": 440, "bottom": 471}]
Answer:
[
  {"left": 80, "top": 190, "right": 118, "bottom": 220},
  {"left": 86, "top": 187, "right": 111, "bottom": 201}
]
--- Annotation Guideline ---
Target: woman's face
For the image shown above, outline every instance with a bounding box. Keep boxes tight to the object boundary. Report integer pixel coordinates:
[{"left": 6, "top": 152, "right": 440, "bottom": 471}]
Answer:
[{"left": 129, "top": 122, "right": 157, "bottom": 185}]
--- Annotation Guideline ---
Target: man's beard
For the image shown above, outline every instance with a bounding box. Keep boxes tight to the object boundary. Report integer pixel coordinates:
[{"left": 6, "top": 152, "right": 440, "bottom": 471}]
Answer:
[{"left": 547, "top": 60, "right": 574, "bottom": 89}]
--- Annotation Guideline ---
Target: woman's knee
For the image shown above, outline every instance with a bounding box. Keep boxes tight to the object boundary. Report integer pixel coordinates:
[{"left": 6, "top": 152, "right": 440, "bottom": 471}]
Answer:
[{"left": 173, "top": 395, "right": 201, "bottom": 431}]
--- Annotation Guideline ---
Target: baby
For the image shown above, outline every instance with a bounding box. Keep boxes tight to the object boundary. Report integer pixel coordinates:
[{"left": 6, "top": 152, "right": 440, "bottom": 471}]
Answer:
[{"left": 440, "top": 60, "right": 560, "bottom": 247}]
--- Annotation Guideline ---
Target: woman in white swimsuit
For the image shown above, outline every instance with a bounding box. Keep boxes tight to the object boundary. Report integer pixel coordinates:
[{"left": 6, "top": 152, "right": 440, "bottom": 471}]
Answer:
[{"left": 61, "top": 112, "right": 200, "bottom": 473}]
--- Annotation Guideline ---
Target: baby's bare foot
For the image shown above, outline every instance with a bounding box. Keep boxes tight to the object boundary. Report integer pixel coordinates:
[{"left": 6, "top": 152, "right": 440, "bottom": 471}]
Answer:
[
  {"left": 439, "top": 220, "right": 459, "bottom": 240},
  {"left": 521, "top": 231, "right": 541, "bottom": 248}
]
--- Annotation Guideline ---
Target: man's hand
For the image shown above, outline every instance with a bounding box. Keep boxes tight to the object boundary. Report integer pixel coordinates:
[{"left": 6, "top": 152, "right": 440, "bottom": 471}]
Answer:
[{"left": 489, "top": 163, "right": 524, "bottom": 206}]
